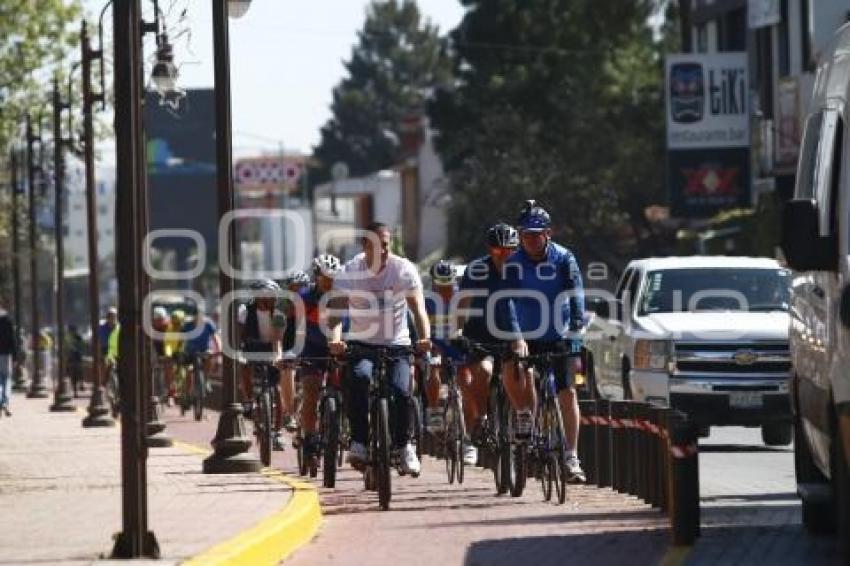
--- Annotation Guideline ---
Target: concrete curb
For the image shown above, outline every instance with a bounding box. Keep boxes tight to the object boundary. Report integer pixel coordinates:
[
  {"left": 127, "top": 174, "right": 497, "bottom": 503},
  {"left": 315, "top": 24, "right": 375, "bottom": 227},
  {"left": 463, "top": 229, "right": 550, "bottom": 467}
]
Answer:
[{"left": 176, "top": 441, "right": 322, "bottom": 566}]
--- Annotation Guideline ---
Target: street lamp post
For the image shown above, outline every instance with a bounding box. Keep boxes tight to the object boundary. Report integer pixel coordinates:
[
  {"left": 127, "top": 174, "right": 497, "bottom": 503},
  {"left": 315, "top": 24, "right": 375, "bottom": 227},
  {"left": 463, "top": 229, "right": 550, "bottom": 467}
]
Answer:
[
  {"left": 25, "top": 114, "right": 48, "bottom": 399},
  {"left": 80, "top": 17, "right": 115, "bottom": 428},
  {"left": 203, "top": 0, "right": 261, "bottom": 475},
  {"left": 50, "top": 75, "right": 76, "bottom": 413},
  {"left": 110, "top": 0, "right": 158, "bottom": 557},
  {"left": 10, "top": 148, "right": 27, "bottom": 392}
]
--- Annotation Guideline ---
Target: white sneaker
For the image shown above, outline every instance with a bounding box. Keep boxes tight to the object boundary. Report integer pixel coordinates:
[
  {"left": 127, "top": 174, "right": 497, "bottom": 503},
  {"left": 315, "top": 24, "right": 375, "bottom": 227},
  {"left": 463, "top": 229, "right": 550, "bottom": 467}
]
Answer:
[
  {"left": 426, "top": 407, "right": 444, "bottom": 434},
  {"left": 515, "top": 410, "right": 534, "bottom": 438},
  {"left": 462, "top": 442, "right": 478, "bottom": 466},
  {"left": 347, "top": 441, "right": 367, "bottom": 467},
  {"left": 398, "top": 443, "right": 421, "bottom": 477},
  {"left": 565, "top": 455, "right": 587, "bottom": 484}
]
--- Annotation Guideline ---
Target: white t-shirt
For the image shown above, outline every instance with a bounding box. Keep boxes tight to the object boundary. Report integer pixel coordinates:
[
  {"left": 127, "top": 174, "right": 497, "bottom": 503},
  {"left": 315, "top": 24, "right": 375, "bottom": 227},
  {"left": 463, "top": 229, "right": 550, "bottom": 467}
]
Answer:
[
  {"left": 237, "top": 304, "right": 284, "bottom": 343},
  {"left": 333, "top": 253, "right": 422, "bottom": 346}
]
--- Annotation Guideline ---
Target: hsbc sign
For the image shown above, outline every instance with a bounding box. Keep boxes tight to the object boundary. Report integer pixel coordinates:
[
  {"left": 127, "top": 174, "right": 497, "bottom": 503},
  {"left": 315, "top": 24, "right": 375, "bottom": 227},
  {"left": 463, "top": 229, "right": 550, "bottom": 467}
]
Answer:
[{"left": 234, "top": 156, "right": 304, "bottom": 192}]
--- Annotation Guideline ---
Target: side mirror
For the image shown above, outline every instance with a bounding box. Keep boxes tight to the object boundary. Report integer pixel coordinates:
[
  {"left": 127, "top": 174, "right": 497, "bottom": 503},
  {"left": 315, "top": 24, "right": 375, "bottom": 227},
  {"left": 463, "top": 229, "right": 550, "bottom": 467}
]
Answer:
[
  {"left": 840, "top": 285, "right": 850, "bottom": 329},
  {"left": 781, "top": 199, "right": 838, "bottom": 271}
]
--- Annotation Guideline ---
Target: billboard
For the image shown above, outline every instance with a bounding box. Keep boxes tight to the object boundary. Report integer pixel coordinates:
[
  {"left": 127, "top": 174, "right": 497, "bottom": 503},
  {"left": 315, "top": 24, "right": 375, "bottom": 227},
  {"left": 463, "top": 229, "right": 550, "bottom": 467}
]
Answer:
[
  {"left": 666, "top": 52, "right": 750, "bottom": 217},
  {"left": 668, "top": 148, "right": 751, "bottom": 217},
  {"left": 666, "top": 52, "right": 749, "bottom": 149}
]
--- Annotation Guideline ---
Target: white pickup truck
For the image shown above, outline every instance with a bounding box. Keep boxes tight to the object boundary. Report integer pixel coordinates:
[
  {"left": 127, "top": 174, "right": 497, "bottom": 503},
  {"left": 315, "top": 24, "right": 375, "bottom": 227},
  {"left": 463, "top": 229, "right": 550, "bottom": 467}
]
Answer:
[{"left": 584, "top": 256, "right": 793, "bottom": 446}]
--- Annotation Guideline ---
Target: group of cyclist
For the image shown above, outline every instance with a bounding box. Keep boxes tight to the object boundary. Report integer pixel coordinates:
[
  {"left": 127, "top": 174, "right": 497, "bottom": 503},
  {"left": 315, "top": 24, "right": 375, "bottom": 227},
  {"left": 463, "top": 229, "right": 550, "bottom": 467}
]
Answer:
[
  {"left": 100, "top": 197, "right": 587, "bottom": 490},
  {"left": 235, "top": 198, "right": 586, "bottom": 486}
]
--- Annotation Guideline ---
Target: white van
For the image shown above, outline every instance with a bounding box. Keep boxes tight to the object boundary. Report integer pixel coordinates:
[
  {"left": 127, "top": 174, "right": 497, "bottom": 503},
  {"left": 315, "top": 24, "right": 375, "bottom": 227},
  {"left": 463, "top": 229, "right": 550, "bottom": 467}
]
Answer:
[{"left": 781, "top": 22, "right": 850, "bottom": 556}]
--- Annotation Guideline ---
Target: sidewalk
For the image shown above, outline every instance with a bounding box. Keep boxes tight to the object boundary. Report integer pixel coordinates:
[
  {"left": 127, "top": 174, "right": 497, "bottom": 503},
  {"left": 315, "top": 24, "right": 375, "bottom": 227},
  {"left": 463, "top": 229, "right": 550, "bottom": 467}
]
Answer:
[{"left": 0, "top": 391, "right": 318, "bottom": 565}]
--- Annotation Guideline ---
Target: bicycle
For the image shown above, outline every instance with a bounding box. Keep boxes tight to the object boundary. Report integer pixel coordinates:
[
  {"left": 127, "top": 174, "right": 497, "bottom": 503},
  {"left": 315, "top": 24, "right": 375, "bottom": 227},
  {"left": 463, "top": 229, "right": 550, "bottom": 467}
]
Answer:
[
  {"left": 462, "top": 341, "right": 516, "bottom": 496},
  {"left": 432, "top": 339, "right": 469, "bottom": 485},
  {"left": 246, "top": 359, "right": 280, "bottom": 467},
  {"left": 519, "top": 350, "right": 572, "bottom": 504},
  {"left": 345, "top": 342, "right": 417, "bottom": 511},
  {"left": 291, "top": 356, "right": 348, "bottom": 487},
  {"left": 184, "top": 352, "right": 215, "bottom": 422}
]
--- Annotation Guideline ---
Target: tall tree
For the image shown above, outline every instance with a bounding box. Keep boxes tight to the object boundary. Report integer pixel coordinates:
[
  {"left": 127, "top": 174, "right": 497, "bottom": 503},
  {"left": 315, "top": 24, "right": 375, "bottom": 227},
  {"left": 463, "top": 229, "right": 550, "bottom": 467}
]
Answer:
[
  {"left": 429, "top": 0, "right": 675, "bottom": 264},
  {"left": 312, "top": 0, "right": 453, "bottom": 181},
  {"left": 0, "top": 0, "right": 82, "bottom": 154}
]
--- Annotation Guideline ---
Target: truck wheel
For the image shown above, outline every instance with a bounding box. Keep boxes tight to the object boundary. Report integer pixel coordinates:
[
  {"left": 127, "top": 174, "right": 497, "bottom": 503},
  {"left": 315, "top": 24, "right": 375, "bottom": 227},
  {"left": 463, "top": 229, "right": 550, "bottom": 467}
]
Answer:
[
  {"left": 622, "top": 365, "right": 633, "bottom": 400},
  {"left": 833, "top": 418, "right": 850, "bottom": 560},
  {"left": 586, "top": 354, "right": 600, "bottom": 400},
  {"left": 795, "top": 410, "right": 835, "bottom": 534},
  {"left": 761, "top": 423, "right": 792, "bottom": 446}
]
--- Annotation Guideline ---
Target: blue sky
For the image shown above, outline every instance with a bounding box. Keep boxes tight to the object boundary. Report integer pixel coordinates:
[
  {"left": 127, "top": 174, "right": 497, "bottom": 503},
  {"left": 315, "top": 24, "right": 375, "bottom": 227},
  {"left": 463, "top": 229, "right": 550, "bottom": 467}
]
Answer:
[{"left": 82, "top": 0, "right": 465, "bottom": 157}]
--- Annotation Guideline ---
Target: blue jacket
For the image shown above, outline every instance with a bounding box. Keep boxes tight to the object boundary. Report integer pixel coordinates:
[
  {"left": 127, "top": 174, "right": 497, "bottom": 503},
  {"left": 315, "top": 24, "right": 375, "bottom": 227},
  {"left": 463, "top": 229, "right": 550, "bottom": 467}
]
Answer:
[
  {"left": 459, "top": 256, "right": 521, "bottom": 343},
  {"left": 504, "top": 242, "right": 585, "bottom": 348}
]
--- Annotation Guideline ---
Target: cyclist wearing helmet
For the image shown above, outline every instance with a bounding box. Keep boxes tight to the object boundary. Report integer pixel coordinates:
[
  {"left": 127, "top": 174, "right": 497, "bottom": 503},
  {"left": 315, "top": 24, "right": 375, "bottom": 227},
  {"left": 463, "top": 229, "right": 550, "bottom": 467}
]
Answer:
[
  {"left": 280, "top": 270, "right": 313, "bottom": 428},
  {"left": 151, "top": 306, "right": 174, "bottom": 404},
  {"left": 293, "top": 254, "right": 343, "bottom": 464},
  {"left": 424, "top": 260, "right": 479, "bottom": 466},
  {"left": 507, "top": 199, "right": 587, "bottom": 483},
  {"left": 456, "top": 223, "right": 527, "bottom": 444},
  {"left": 238, "top": 279, "right": 287, "bottom": 451},
  {"left": 164, "top": 309, "right": 187, "bottom": 402}
]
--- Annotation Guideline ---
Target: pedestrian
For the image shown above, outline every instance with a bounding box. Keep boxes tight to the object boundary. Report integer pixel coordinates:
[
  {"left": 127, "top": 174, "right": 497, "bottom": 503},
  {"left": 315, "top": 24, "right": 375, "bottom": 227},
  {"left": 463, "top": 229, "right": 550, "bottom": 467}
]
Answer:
[
  {"left": 0, "top": 305, "right": 18, "bottom": 417},
  {"left": 66, "top": 325, "right": 85, "bottom": 397}
]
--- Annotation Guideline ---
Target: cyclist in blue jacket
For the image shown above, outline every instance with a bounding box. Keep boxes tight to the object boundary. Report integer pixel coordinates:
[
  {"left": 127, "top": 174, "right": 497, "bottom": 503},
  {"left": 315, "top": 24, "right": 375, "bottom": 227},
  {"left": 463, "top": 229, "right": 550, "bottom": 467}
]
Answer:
[{"left": 505, "top": 200, "right": 587, "bottom": 483}]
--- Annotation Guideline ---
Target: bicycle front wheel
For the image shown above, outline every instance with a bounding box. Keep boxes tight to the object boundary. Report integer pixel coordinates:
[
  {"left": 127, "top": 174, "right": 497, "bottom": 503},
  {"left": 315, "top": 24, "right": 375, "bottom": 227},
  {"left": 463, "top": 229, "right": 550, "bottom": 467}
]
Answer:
[
  {"left": 258, "top": 390, "right": 272, "bottom": 467},
  {"left": 322, "top": 396, "right": 340, "bottom": 488},
  {"left": 193, "top": 366, "right": 205, "bottom": 421},
  {"left": 550, "top": 396, "right": 568, "bottom": 504},
  {"left": 376, "top": 398, "right": 392, "bottom": 511}
]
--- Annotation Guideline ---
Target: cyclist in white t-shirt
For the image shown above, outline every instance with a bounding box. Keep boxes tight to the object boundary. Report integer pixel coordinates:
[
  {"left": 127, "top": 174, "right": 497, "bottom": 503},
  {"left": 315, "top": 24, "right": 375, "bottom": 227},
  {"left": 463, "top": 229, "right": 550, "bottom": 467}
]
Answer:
[{"left": 327, "top": 222, "right": 431, "bottom": 476}]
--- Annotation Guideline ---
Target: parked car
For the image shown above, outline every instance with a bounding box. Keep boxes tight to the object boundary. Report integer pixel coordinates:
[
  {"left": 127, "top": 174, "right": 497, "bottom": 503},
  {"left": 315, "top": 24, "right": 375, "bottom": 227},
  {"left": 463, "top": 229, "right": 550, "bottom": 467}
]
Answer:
[
  {"left": 584, "top": 256, "right": 793, "bottom": 446},
  {"left": 780, "top": 22, "right": 850, "bottom": 556}
]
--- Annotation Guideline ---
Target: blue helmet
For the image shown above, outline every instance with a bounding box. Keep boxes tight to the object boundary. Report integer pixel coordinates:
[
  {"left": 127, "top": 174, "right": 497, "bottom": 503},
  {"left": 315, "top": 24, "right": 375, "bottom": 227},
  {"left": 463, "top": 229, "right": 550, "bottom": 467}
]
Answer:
[{"left": 517, "top": 199, "right": 551, "bottom": 232}]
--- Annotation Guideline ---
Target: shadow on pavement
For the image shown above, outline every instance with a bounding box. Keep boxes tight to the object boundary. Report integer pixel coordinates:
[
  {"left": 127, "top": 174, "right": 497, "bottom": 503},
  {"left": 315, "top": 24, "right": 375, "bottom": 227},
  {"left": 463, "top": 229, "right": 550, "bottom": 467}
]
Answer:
[
  {"left": 463, "top": 530, "right": 669, "bottom": 566},
  {"left": 686, "top": 523, "right": 841, "bottom": 565},
  {"left": 699, "top": 444, "right": 791, "bottom": 453}
]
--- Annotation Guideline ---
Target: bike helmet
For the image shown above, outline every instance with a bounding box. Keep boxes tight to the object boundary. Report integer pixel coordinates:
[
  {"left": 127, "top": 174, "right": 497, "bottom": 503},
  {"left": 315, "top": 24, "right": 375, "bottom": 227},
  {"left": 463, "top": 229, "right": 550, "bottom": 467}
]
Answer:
[
  {"left": 312, "top": 254, "right": 342, "bottom": 277},
  {"left": 486, "top": 223, "right": 519, "bottom": 248},
  {"left": 286, "top": 270, "right": 311, "bottom": 288},
  {"left": 430, "top": 260, "right": 455, "bottom": 286},
  {"left": 517, "top": 199, "right": 551, "bottom": 232},
  {"left": 152, "top": 306, "right": 168, "bottom": 321},
  {"left": 248, "top": 279, "right": 282, "bottom": 294},
  {"left": 170, "top": 309, "right": 186, "bottom": 323}
]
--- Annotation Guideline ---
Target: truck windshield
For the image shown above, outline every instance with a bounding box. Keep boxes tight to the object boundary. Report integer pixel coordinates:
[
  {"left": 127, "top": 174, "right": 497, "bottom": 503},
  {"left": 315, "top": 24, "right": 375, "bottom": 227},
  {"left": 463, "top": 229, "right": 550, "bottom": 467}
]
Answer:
[{"left": 639, "top": 268, "right": 791, "bottom": 315}]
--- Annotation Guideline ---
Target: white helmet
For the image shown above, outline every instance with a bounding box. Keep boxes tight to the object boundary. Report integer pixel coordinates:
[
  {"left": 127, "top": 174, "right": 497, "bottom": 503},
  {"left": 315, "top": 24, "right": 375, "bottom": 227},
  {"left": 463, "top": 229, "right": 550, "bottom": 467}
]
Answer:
[{"left": 312, "top": 254, "right": 342, "bottom": 277}]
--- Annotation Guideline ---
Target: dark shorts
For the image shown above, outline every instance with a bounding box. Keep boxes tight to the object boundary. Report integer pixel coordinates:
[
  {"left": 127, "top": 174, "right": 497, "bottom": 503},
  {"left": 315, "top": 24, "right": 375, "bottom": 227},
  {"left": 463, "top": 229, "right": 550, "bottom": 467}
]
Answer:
[
  {"left": 527, "top": 340, "right": 575, "bottom": 392},
  {"left": 153, "top": 340, "right": 165, "bottom": 357}
]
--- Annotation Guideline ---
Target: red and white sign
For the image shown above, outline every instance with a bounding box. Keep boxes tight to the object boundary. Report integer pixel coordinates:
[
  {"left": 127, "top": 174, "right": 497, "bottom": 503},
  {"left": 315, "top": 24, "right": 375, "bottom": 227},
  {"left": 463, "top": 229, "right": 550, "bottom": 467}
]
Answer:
[{"left": 234, "top": 156, "right": 305, "bottom": 192}]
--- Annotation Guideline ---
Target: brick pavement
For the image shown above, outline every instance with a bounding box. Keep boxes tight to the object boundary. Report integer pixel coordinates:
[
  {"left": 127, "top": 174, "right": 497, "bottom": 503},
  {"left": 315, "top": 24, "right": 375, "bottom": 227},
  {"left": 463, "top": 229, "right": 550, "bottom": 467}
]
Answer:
[
  {"left": 163, "top": 409, "right": 845, "bottom": 565},
  {"left": 0, "top": 391, "right": 291, "bottom": 565}
]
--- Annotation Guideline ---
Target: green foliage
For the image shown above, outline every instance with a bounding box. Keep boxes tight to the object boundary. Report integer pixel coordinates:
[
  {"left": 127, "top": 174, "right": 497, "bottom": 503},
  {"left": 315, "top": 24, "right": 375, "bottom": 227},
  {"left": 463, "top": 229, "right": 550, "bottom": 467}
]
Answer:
[
  {"left": 429, "top": 0, "right": 677, "bottom": 262},
  {"left": 311, "top": 0, "right": 453, "bottom": 183},
  {"left": 0, "top": 0, "right": 83, "bottom": 156}
]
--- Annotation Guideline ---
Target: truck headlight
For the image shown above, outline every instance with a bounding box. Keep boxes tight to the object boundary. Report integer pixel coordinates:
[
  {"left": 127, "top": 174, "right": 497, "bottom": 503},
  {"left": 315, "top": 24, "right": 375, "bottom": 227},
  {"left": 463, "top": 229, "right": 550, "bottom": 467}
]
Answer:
[{"left": 634, "top": 339, "right": 670, "bottom": 371}]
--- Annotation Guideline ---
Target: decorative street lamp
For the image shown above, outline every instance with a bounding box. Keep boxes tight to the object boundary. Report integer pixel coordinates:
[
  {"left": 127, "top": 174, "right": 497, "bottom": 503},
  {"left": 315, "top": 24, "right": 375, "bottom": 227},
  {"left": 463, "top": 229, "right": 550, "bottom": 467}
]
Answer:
[
  {"left": 228, "top": 0, "right": 252, "bottom": 19},
  {"left": 150, "top": 34, "right": 178, "bottom": 97},
  {"left": 203, "top": 0, "right": 261, "bottom": 474},
  {"left": 81, "top": 15, "right": 116, "bottom": 428},
  {"left": 25, "top": 113, "right": 49, "bottom": 400},
  {"left": 49, "top": 73, "right": 77, "bottom": 413}
]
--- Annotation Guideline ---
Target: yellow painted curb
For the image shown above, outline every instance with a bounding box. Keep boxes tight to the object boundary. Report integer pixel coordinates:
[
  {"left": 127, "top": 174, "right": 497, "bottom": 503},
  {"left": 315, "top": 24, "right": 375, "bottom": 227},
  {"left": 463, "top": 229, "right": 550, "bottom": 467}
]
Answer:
[{"left": 176, "top": 441, "right": 322, "bottom": 566}]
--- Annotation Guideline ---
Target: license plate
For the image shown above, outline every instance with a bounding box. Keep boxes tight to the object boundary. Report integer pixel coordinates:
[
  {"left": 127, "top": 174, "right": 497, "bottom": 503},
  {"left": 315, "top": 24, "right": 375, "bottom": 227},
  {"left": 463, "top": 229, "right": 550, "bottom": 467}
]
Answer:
[{"left": 729, "top": 391, "right": 763, "bottom": 409}]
